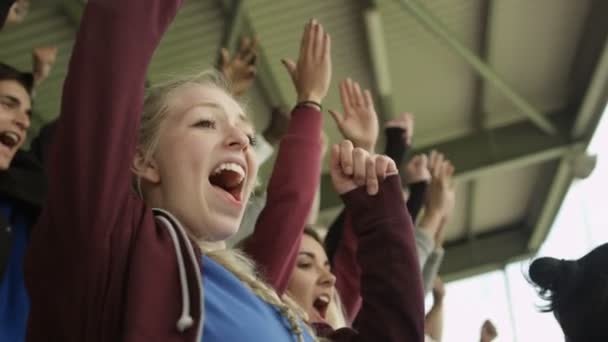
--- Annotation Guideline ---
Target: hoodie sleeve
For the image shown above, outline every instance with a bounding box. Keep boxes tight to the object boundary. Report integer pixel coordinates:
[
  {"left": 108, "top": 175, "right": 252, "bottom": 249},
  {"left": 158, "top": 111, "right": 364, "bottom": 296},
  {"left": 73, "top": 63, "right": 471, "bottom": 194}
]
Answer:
[
  {"left": 243, "top": 105, "right": 322, "bottom": 295},
  {"left": 330, "top": 175, "right": 425, "bottom": 341},
  {"left": 40, "top": 0, "right": 182, "bottom": 243}
]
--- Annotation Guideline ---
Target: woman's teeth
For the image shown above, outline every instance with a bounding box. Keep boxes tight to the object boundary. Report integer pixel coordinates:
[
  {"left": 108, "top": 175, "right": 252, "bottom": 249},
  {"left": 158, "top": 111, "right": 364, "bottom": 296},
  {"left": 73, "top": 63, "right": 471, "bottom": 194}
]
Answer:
[
  {"left": 212, "top": 162, "right": 245, "bottom": 183},
  {"left": 316, "top": 294, "right": 330, "bottom": 304}
]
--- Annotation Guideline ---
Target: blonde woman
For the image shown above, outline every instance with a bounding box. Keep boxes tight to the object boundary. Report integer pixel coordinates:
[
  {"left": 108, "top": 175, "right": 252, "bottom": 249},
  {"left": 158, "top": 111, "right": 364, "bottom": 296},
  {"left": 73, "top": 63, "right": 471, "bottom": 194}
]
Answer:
[{"left": 24, "top": 0, "right": 423, "bottom": 341}]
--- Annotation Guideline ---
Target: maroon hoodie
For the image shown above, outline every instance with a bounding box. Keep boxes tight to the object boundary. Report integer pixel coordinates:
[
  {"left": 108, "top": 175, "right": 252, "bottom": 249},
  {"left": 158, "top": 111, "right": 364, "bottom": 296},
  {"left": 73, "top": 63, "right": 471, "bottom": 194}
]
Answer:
[{"left": 24, "top": 0, "right": 424, "bottom": 341}]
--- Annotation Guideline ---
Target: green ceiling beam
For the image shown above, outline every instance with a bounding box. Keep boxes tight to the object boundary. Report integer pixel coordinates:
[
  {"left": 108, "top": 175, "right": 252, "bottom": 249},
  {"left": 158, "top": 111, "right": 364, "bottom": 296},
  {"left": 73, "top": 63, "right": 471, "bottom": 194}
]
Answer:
[
  {"left": 440, "top": 224, "right": 531, "bottom": 282},
  {"left": 396, "top": 0, "right": 558, "bottom": 135},
  {"left": 571, "top": 39, "right": 608, "bottom": 141},
  {"left": 527, "top": 157, "right": 573, "bottom": 251},
  {"left": 463, "top": 0, "right": 493, "bottom": 241},
  {"left": 528, "top": 5, "right": 608, "bottom": 251},
  {"left": 320, "top": 111, "right": 576, "bottom": 210},
  {"left": 217, "top": 0, "right": 288, "bottom": 109},
  {"left": 220, "top": 0, "right": 246, "bottom": 53}
]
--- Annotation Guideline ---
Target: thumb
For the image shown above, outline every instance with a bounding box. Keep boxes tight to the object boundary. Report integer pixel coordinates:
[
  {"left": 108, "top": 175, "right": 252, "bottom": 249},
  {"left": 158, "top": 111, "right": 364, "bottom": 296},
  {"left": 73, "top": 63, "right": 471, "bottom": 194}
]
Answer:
[
  {"left": 281, "top": 58, "right": 297, "bottom": 82},
  {"left": 328, "top": 109, "right": 344, "bottom": 125}
]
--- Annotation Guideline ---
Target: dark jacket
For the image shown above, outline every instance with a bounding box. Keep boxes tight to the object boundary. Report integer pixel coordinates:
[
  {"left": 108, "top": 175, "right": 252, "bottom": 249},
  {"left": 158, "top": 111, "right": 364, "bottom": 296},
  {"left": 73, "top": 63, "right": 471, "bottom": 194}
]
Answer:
[{"left": 0, "top": 140, "right": 48, "bottom": 281}]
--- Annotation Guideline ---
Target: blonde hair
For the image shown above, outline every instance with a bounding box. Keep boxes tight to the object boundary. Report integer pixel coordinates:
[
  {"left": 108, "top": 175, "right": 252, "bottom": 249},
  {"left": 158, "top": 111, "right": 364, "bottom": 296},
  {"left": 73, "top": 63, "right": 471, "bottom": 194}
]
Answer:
[
  {"left": 138, "top": 69, "right": 232, "bottom": 164},
  {"left": 137, "top": 70, "right": 324, "bottom": 341}
]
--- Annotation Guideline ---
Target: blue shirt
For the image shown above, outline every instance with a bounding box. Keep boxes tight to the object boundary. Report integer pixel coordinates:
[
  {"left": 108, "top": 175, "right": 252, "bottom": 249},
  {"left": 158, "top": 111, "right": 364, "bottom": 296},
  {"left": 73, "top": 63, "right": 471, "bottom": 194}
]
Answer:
[
  {"left": 0, "top": 199, "right": 31, "bottom": 342},
  {"left": 201, "top": 255, "right": 313, "bottom": 342}
]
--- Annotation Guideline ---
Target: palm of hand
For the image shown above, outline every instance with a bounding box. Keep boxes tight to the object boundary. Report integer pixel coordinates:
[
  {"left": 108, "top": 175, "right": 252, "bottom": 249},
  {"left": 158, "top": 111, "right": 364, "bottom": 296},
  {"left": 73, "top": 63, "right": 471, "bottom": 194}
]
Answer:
[
  {"left": 220, "top": 38, "right": 257, "bottom": 97},
  {"left": 33, "top": 47, "right": 58, "bottom": 85},
  {"left": 338, "top": 108, "right": 378, "bottom": 150},
  {"left": 330, "top": 79, "right": 379, "bottom": 151},
  {"left": 222, "top": 60, "right": 254, "bottom": 96}
]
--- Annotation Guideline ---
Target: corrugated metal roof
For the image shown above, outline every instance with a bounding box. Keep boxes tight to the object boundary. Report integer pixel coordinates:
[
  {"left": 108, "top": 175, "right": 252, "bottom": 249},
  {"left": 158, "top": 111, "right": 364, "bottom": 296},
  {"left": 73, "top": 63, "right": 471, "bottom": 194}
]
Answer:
[{"left": 1, "top": 0, "right": 606, "bottom": 277}]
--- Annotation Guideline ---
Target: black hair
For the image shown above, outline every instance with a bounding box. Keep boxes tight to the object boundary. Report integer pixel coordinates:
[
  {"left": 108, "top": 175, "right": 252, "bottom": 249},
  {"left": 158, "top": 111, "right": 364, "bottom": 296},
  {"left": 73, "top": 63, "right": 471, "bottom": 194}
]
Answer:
[
  {"left": 0, "top": 0, "right": 17, "bottom": 30},
  {"left": 528, "top": 243, "right": 608, "bottom": 341},
  {"left": 0, "top": 62, "right": 34, "bottom": 97},
  {"left": 303, "top": 226, "right": 323, "bottom": 245}
]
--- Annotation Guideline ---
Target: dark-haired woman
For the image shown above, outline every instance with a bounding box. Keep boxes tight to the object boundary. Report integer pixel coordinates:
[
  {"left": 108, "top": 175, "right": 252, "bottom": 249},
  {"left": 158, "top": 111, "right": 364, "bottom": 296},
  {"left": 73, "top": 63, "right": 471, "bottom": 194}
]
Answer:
[{"left": 528, "top": 243, "right": 608, "bottom": 342}]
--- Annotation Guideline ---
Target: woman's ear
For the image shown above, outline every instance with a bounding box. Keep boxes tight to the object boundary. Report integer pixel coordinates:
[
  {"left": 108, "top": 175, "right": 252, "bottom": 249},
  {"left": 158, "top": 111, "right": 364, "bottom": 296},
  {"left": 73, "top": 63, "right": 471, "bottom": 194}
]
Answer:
[{"left": 132, "top": 149, "right": 161, "bottom": 184}]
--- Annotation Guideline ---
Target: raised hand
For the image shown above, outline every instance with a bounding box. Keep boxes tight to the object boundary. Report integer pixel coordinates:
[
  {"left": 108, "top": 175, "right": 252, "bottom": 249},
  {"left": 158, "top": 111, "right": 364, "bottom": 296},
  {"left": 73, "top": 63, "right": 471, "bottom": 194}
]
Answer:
[
  {"left": 427, "top": 150, "right": 444, "bottom": 176},
  {"left": 385, "top": 112, "right": 414, "bottom": 145},
  {"left": 328, "top": 78, "right": 379, "bottom": 152},
  {"left": 480, "top": 320, "right": 498, "bottom": 342},
  {"left": 404, "top": 154, "right": 431, "bottom": 184},
  {"left": 4, "top": 0, "right": 29, "bottom": 27},
  {"left": 32, "top": 47, "right": 58, "bottom": 87},
  {"left": 425, "top": 155, "right": 456, "bottom": 218},
  {"left": 220, "top": 37, "right": 257, "bottom": 97},
  {"left": 282, "top": 19, "right": 331, "bottom": 105},
  {"left": 329, "top": 140, "right": 397, "bottom": 196},
  {"left": 431, "top": 277, "right": 446, "bottom": 303},
  {"left": 434, "top": 159, "right": 455, "bottom": 248}
]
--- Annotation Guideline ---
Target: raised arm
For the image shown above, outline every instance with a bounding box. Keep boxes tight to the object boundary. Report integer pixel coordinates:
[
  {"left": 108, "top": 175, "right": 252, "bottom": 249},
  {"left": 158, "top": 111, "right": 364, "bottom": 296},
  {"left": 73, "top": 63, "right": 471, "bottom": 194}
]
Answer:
[
  {"left": 424, "top": 277, "right": 445, "bottom": 342},
  {"left": 404, "top": 153, "right": 431, "bottom": 221},
  {"left": 327, "top": 141, "right": 425, "bottom": 341},
  {"left": 421, "top": 154, "right": 455, "bottom": 293},
  {"left": 41, "top": 0, "right": 181, "bottom": 244},
  {"left": 384, "top": 112, "right": 414, "bottom": 166},
  {"left": 243, "top": 19, "right": 330, "bottom": 294}
]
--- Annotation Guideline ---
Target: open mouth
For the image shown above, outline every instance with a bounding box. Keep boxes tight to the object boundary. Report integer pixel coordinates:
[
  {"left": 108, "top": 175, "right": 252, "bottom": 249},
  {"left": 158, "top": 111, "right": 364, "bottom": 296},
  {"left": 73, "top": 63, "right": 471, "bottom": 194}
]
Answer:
[
  {"left": 209, "top": 162, "right": 246, "bottom": 203},
  {"left": 312, "top": 294, "right": 331, "bottom": 319},
  {"left": 0, "top": 131, "right": 20, "bottom": 151}
]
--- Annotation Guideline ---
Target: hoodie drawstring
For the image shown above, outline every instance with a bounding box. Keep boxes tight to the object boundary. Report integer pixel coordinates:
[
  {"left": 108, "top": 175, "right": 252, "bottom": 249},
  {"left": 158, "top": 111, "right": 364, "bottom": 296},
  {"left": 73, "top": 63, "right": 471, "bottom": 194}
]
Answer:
[
  {"left": 155, "top": 215, "right": 194, "bottom": 331},
  {"left": 153, "top": 208, "right": 204, "bottom": 340}
]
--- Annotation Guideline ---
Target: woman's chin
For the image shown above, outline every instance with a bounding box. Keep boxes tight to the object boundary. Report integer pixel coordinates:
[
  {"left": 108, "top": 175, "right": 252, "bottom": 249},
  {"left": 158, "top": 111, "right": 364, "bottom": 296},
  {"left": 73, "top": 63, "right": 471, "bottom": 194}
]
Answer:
[{"left": 199, "top": 220, "right": 241, "bottom": 243}]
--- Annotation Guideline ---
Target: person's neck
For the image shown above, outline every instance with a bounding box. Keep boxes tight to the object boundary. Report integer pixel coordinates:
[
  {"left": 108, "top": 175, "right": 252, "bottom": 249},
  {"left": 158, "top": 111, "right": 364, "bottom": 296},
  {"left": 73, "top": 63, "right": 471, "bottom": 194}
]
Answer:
[{"left": 199, "top": 240, "right": 226, "bottom": 252}]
